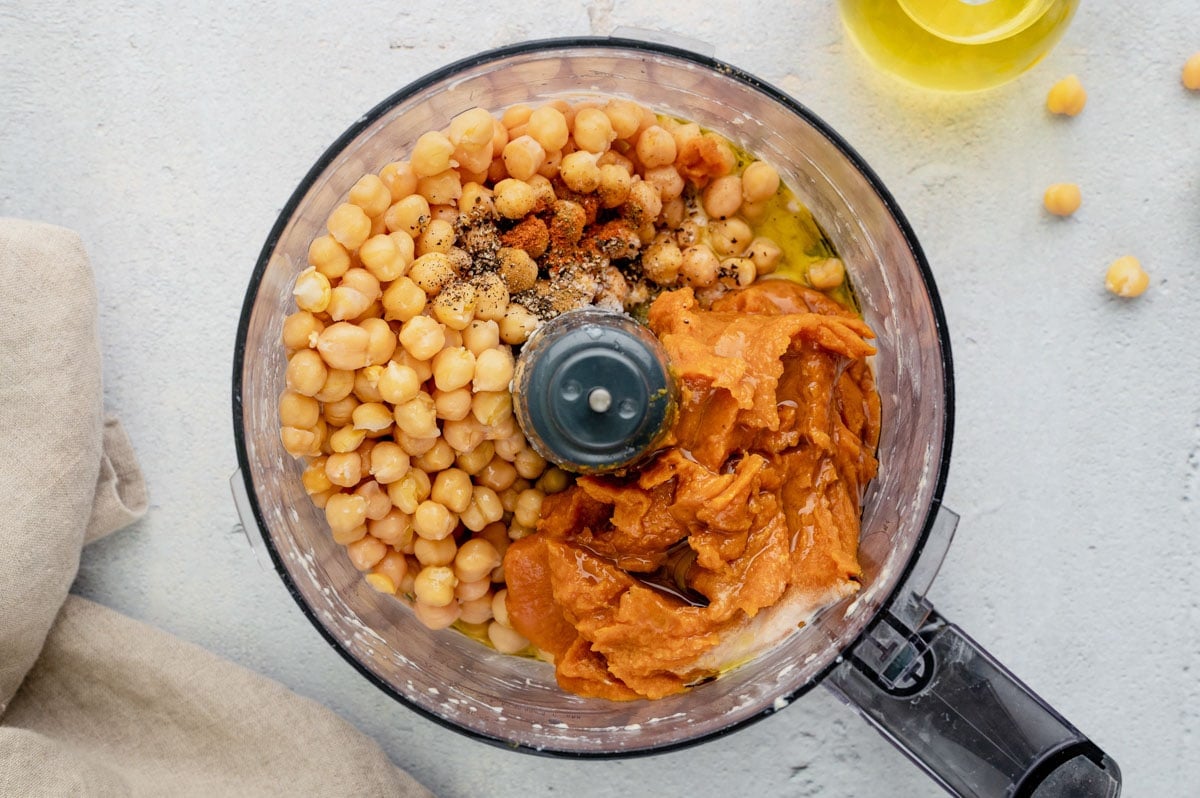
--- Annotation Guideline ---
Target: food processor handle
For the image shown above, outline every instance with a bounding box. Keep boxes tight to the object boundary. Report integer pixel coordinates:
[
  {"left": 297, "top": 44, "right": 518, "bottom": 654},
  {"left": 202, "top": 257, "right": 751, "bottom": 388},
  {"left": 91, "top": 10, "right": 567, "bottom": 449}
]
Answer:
[{"left": 825, "top": 507, "right": 1122, "bottom": 797}]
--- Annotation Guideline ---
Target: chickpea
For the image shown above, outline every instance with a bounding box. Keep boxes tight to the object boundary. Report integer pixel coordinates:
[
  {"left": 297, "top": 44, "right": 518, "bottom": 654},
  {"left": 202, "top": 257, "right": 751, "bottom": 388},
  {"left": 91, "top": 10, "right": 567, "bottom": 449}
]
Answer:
[
  {"left": 387, "top": 468, "right": 431, "bottom": 515},
  {"left": 393, "top": 348, "right": 433, "bottom": 383},
  {"left": 366, "top": 551, "right": 406, "bottom": 595},
  {"left": 643, "top": 165, "right": 685, "bottom": 202},
  {"left": 452, "top": 538, "right": 500, "bottom": 584},
  {"left": 501, "top": 135, "right": 547, "bottom": 182},
  {"left": 703, "top": 175, "right": 743, "bottom": 220},
  {"left": 472, "top": 391, "right": 513, "bottom": 428},
  {"left": 315, "top": 322, "right": 370, "bottom": 371},
  {"left": 413, "top": 500, "right": 457, "bottom": 541},
  {"left": 720, "top": 257, "right": 757, "bottom": 288},
  {"left": 493, "top": 432, "right": 527, "bottom": 463},
  {"left": 709, "top": 218, "right": 754, "bottom": 257},
  {"left": 301, "top": 457, "right": 334, "bottom": 495},
  {"left": 537, "top": 467, "right": 571, "bottom": 495},
  {"left": 455, "top": 440, "right": 495, "bottom": 475},
  {"left": 413, "top": 565, "right": 458, "bottom": 607},
  {"left": 358, "top": 234, "right": 405, "bottom": 282},
  {"left": 407, "top": 252, "right": 456, "bottom": 297},
  {"left": 513, "top": 446, "right": 547, "bottom": 481},
  {"left": 382, "top": 276, "right": 427, "bottom": 323},
  {"left": 641, "top": 234, "right": 683, "bottom": 286},
  {"left": 314, "top": 368, "right": 355, "bottom": 404},
  {"left": 508, "top": 520, "right": 535, "bottom": 540},
  {"left": 374, "top": 361, "right": 416, "bottom": 406},
  {"left": 416, "top": 169, "right": 462, "bottom": 206},
  {"left": 355, "top": 365, "right": 385, "bottom": 404},
  {"left": 328, "top": 424, "right": 367, "bottom": 454},
  {"left": 432, "top": 283, "right": 478, "bottom": 331},
  {"left": 808, "top": 257, "right": 846, "bottom": 290},
  {"left": 325, "top": 492, "right": 368, "bottom": 537},
  {"left": 285, "top": 349, "right": 328, "bottom": 397},
  {"left": 488, "top": 622, "right": 529, "bottom": 655},
  {"left": 451, "top": 576, "right": 489, "bottom": 600},
  {"left": 281, "top": 310, "right": 324, "bottom": 351},
  {"left": 413, "top": 599, "right": 460, "bottom": 630},
  {"left": 379, "top": 160, "right": 418, "bottom": 202},
  {"left": 460, "top": 485, "right": 505, "bottom": 532},
  {"left": 278, "top": 390, "right": 320, "bottom": 429},
  {"left": 349, "top": 401, "right": 391, "bottom": 433},
  {"left": 527, "top": 105, "right": 569, "bottom": 152},
  {"left": 745, "top": 237, "right": 783, "bottom": 275},
  {"left": 414, "top": 535, "right": 457, "bottom": 567},
  {"left": 413, "top": 438, "right": 456, "bottom": 473},
  {"left": 514, "top": 488, "right": 545, "bottom": 529},
  {"left": 308, "top": 235, "right": 351, "bottom": 279},
  {"left": 370, "top": 510, "right": 414, "bottom": 551},
  {"left": 280, "top": 427, "right": 317, "bottom": 458},
  {"left": 348, "top": 174, "right": 391, "bottom": 218},
  {"left": 434, "top": 387, "right": 473, "bottom": 421},
  {"left": 496, "top": 247, "right": 538, "bottom": 295},
  {"left": 459, "top": 593, "right": 494, "bottom": 624},
  {"left": 398, "top": 315, "right": 446, "bottom": 361},
  {"left": 741, "top": 161, "right": 781, "bottom": 203},
  {"left": 1043, "top": 183, "right": 1082, "bottom": 217},
  {"left": 680, "top": 245, "right": 720, "bottom": 288},
  {"left": 443, "top": 415, "right": 486, "bottom": 453},
  {"left": 384, "top": 194, "right": 431, "bottom": 237},
  {"left": 635, "top": 125, "right": 677, "bottom": 169},
  {"left": 625, "top": 180, "right": 663, "bottom": 223},
  {"left": 396, "top": 433, "right": 438, "bottom": 460},
  {"left": 1046, "top": 75, "right": 1087, "bottom": 116},
  {"left": 602, "top": 99, "right": 642, "bottom": 140},
  {"left": 1105, "top": 255, "right": 1149, "bottom": 298},
  {"left": 353, "top": 480, "right": 392, "bottom": 522},
  {"left": 410, "top": 131, "right": 455, "bottom": 178},
  {"left": 465, "top": 346, "right": 511, "bottom": 392},
  {"left": 458, "top": 181, "right": 495, "bottom": 217},
  {"left": 327, "top": 203, "right": 372, "bottom": 250},
  {"left": 499, "top": 304, "right": 539, "bottom": 345},
  {"left": 369, "top": 441, "right": 411, "bottom": 484},
  {"left": 393, "top": 392, "right": 439, "bottom": 439},
  {"left": 431, "top": 346, "right": 476, "bottom": 392},
  {"left": 491, "top": 589, "right": 512, "bottom": 628},
  {"left": 343, "top": 534, "right": 387, "bottom": 572},
  {"left": 462, "top": 320, "right": 501, "bottom": 356},
  {"left": 502, "top": 104, "right": 533, "bottom": 130},
  {"left": 292, "top": 267, "right": 331, "bottom": 314},
  {"left": 493, "top": 178, "right": 537, "bottom": 220},
  {"left": 1185, "top": 52, "right": 1200, "bottom": 91},
  {"left": 559, "top": 151, "right": 602, "bottom": 193},
  {"left": 430, "top": 468, "right": 473, "bottom": 514},
  {"left": 597, "top": 163, "right": 633, "bottom": 208},
  {"left": 329, "top": 521, "right": 367, "bottom": 546},
  {"left": 466, "top": 273, "right": 506, "bottom": 324}
]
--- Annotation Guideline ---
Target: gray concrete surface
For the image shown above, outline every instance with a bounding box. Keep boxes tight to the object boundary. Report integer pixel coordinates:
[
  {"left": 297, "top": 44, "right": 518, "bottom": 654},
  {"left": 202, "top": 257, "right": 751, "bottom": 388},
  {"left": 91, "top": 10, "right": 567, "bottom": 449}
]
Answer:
[{"left": 3, "top": 2, "right": 1197, "bottom": 796}]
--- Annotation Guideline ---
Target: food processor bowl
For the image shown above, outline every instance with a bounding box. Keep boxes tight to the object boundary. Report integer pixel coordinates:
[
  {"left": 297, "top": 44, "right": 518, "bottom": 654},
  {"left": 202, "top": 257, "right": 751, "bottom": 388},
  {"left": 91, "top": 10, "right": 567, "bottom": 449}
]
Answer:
[{"left": 232, "top": 38, "right": 1120, "bottom": 797}]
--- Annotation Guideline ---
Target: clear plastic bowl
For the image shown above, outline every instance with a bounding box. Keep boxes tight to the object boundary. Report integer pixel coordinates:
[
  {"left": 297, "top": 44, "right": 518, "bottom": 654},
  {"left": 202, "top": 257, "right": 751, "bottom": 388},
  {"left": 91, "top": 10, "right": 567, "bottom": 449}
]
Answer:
[{"left": 232, "top": 38, "right": 952, "bottom": 756}]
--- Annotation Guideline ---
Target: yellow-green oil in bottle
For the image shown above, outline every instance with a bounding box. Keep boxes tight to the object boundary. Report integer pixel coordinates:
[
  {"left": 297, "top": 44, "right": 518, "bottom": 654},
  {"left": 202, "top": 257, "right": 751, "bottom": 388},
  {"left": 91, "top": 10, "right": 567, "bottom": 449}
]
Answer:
[{"left": 838, "top": 0, "right": 1079, "bottom": 92}]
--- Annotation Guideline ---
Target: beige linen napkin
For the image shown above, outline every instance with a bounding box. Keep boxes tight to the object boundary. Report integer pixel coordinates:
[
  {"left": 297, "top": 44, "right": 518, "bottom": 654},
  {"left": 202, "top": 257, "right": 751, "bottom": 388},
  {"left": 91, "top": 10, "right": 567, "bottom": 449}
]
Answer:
[{"left": 0, "top": 219, "right": 433, "bottom": 797}]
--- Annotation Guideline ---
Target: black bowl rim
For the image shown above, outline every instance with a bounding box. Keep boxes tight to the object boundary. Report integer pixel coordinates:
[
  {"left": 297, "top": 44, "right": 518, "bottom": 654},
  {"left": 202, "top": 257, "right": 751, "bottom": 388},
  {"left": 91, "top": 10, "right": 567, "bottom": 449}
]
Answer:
[{"left": 231, "top": 34, "right": 955, "bottom": 759}]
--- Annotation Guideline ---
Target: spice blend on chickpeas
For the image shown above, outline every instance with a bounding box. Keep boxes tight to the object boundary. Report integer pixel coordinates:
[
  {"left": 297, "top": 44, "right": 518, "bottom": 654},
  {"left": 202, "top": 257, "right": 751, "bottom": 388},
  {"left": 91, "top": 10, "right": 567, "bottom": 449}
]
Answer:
[{"left": 279, "top": 95, "right": 856, "bottom": 655}]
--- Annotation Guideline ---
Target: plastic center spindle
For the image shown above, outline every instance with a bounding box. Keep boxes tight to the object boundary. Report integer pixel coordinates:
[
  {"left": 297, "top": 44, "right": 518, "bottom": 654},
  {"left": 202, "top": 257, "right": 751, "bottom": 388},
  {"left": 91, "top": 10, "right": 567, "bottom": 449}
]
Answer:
[{"left": 513, "top": 308, "right": 676, "bottom": 474}]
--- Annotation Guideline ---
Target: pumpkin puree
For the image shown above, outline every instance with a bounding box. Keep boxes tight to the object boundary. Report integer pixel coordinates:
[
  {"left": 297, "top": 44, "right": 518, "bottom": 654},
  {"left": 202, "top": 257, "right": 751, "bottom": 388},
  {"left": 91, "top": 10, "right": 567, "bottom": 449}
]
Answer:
[{"left": 503, "top": 280, "right": 881, "bottom": 700}]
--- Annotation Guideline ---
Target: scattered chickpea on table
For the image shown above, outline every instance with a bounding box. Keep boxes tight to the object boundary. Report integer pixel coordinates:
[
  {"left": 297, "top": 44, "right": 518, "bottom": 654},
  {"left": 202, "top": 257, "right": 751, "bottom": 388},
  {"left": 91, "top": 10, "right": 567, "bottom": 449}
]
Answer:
[
  {"left": 1105, "top": 256, "right": 1150, "bottom": 298},
  {"left": 1046, "top": 74, "right": 1087, "bottom": 116},
  {"left": 1043, "top": 183, "right": 1081, "bottom": 217}
]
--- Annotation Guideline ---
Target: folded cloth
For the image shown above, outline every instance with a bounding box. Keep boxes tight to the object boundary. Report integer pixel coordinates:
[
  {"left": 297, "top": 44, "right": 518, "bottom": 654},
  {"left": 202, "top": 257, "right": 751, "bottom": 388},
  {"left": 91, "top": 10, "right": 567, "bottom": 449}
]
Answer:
[{"left": 0, "top": 219, "right": 433, "bottom": 797}]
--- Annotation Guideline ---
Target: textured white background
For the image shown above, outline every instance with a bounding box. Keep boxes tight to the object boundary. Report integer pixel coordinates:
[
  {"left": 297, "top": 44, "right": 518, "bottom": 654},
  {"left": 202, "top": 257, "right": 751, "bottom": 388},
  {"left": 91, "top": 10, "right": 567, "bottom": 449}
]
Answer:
[{"left": 3, "top": 2, "right": 1198, "bottom": 796}]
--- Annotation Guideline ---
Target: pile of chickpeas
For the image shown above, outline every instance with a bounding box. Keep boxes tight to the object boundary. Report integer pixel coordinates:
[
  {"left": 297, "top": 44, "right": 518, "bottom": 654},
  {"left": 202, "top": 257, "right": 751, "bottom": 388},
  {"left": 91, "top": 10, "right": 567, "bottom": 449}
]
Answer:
[{"left": 278, "top": 96, "right": 797, "bottom": 655}]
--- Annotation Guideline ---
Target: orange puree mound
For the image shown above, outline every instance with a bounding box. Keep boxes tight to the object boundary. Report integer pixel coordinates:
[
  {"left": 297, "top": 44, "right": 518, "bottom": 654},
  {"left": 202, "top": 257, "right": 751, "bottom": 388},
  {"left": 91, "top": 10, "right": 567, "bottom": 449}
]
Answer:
[{"left": 503, "top": 281, "right": 881, "bottom": 700}]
